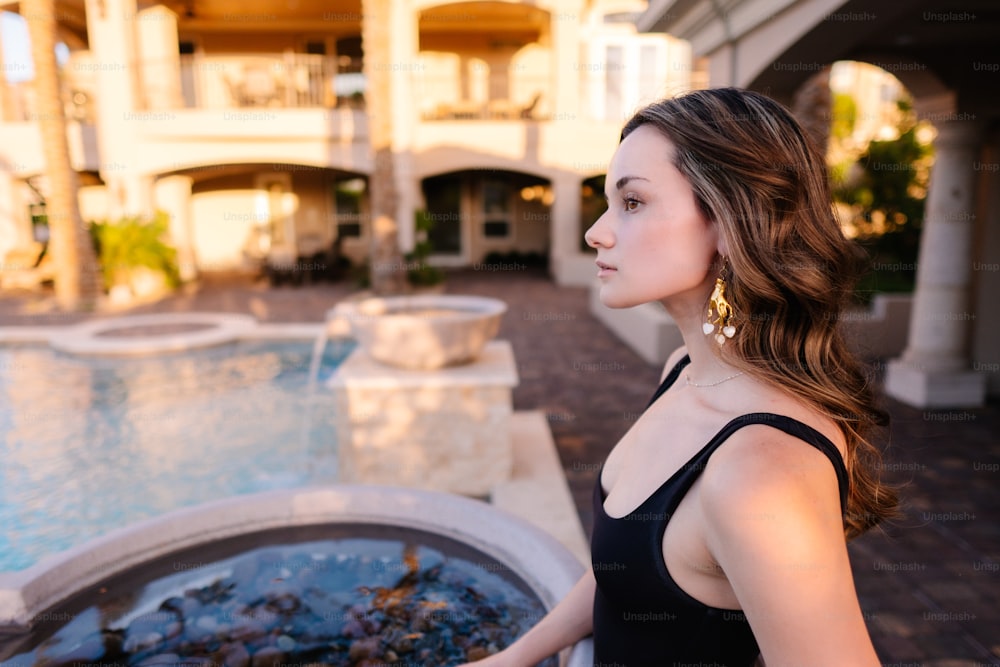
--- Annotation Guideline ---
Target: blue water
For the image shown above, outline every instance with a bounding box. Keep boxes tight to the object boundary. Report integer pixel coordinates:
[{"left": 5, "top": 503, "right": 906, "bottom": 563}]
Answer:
[
  {"left": 3, "top": 535, "right": 553, "bottom": 666},
  {"left": 0, "top": 338, "right": 355, "bottom": 573}
]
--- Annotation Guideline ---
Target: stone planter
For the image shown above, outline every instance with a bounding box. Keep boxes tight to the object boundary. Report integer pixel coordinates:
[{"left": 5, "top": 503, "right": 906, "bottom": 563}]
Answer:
[{"left": 330, "top": 294, "right": 507, "bottom": 370}]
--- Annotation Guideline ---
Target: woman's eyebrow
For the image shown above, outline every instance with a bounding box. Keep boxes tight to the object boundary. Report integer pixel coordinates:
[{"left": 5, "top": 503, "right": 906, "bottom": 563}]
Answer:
[
  {"left": 615, "top": 175, "right": 650, "bottom": 191},
  {"left": 605, "top": 175, "right": 650, "bottom": 200}
]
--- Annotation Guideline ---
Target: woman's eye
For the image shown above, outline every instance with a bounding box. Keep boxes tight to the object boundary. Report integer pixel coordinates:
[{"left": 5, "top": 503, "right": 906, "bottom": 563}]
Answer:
[{"left": 624, "top": 197, "right": 640, "bottom": 211}]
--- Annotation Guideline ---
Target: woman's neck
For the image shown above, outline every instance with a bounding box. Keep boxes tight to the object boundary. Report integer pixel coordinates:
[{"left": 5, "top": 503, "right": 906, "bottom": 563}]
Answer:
[{"left": 661, "top": 292, "right": 743, "bottom": 386}]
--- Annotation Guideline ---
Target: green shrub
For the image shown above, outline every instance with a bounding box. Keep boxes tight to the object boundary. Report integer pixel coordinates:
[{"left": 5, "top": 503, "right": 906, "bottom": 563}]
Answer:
[
  {"left": 90, "top": 211, "right": 181, "bottom": 290},
  {"left": 405, "top": 210, "right": 445, "bottom": 286}
]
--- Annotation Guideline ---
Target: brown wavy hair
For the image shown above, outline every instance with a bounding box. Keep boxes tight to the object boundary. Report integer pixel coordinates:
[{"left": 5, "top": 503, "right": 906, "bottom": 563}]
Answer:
[{"left": 622, "top": 88, "right": 897, "bottom": 538}]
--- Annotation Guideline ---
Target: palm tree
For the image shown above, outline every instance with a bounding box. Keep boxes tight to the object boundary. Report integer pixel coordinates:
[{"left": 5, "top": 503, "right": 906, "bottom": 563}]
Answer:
[
  {"left": 361, "top": 0, "right": 407, "bottom": 294},
  {"left": 24, "top": 0, "right": 101, "bottom": 309}
]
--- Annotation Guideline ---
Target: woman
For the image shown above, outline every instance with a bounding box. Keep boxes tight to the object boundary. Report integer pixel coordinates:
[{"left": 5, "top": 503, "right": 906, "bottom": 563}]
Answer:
[{"left": 462, "top": 88, "right": 896, "bottom": 666}]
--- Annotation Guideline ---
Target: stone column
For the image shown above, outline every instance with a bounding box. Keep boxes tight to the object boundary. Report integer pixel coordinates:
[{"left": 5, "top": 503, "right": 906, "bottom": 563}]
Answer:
[
  {"left": 135, "top": 4, "right": 183, "bottom": 110},
  {"left": 85, "top": 0, "right": 154, "bottom": 219},
  {"left": 885, "top": 120, "right": 987, "bottom": 407},
  {"left": 154, "top": 175, "right": 197, "bottom": 281},
  {"left": 0, "top": 28, "right": 23, "bottom": 122},
  {"left": 549, "top": 172, "right": 583, "bottom": 284},
  {"left": 389, "top": 0, "right": 418, "bottom": 254},
  {"left": 0, "top": 171, "right": 30, "bottom": 259},
  {"left": 550, "top": 0, "right": 581, "bottom": 119}
]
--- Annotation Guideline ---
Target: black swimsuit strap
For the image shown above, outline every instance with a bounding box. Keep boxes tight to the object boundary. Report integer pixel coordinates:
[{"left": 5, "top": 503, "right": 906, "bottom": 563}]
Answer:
[
  {"left": 646, "top": 354, "right": 692, "bottom": 408},
  {"left": 640, "top": 354, "right": 849, "bottom": 513},
  {"left": 727, "top": 413, "right": 850, "bottom": 513}
]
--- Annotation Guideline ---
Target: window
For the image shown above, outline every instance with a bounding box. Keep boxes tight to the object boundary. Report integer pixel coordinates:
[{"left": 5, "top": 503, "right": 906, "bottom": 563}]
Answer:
[
  {"left": 580, "top": 175, "right": 606, "bottom": 251},
  {"left": 639, "top": 45, "right": 658, "bottom": 100},
  {"left": 334, "top": 178, "right": 366, "bottom": 238},
  {"left": 482, "top": 179, "right": 512, "bottom": 238},
  {"left": 423, "top": 175, "right": 463, "bottom": 254},
  {"left": 586, "top": 38, "right": 675, "bottom": 122}
]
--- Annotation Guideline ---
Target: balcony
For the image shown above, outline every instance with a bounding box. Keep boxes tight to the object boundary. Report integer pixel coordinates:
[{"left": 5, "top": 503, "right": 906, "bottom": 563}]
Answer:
[
  {"left": 419, "top": 89, "right": 546, "bottom": 122},
  {"left": 152, "top": 53, "right": 365, "bottom": 111}
]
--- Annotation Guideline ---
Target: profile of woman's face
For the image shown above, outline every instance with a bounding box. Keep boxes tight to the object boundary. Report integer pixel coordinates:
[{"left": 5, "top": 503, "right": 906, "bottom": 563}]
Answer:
[{"left": 585, "top": 124, "right": 720, "bottom": 310}]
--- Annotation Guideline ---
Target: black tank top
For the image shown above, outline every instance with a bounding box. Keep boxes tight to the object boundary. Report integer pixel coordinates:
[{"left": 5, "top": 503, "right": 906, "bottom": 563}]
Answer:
[{"left": 591, "top": 355, "right": 849, "bottom": 666}]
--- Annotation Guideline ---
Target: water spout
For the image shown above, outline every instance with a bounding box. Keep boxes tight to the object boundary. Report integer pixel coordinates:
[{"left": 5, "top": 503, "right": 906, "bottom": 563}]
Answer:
[{"left": 301, "top": 325, "right": 337, "bottom": 480}]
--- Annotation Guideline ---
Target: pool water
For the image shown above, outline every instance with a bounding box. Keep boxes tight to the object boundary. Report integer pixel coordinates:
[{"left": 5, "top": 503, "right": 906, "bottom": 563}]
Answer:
[
  {"left": 0, "top": 527, "right": 555, "bottom": 667},
  {"left": 0, "top": 339, "right": 355, "bottom": 572},
  {"left": 3, "top": 532, "right": 553, "bottom": 666}
]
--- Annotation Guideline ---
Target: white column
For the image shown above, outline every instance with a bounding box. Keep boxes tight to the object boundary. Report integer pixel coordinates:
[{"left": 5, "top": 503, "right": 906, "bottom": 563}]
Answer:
[
  {"left": 550, "top": 172, "right": 584, "bottom": 284},
  {"left": 136, "top": 4, "right": 183, "bottom": 110},
  {"left": 0, "top": 171, "right": 31, "bottom": 259},
  {"left": 885, "top": 120, "right": 987, "bottom": 407},
  {"left": 0, "top": 29, "right": 22, "bottom": 122},
  {"left": 550, "top": 0, "right": 581, "bottom": 119},
  {"left": 154, "top": 175, "right": 196, "bottom": 281},
  {"left": 389, "top": 0, "right": 418, "bottom": 254},
  {"left": 85, "top": 0, "right": 153, "bottom": 219}
]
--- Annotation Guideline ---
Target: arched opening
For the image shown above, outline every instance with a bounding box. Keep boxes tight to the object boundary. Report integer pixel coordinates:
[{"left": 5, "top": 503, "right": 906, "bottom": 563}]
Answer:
[
  {"left": 579, "top": 174, "right": 606, "bottom": 252},
  {"left": 420, "top": 169, "right": 551, "bottom": 266},
  {"left": 160, "top": 163, "right": 368, "bottom": 283},
  {"left": 417, "top": 1, "right": 551, "bottom": 120},
  {"left": 821, "top": 60, "right": 935, "bottom": 301}
]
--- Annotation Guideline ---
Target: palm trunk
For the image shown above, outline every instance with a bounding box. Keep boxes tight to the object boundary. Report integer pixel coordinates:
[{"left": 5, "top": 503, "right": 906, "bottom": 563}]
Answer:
[
  {"left": 24, "top": 0, "right": 101, "bottom": 309},
  {"left": 362, "top": 0, "right": 407, "bottom": 294}
]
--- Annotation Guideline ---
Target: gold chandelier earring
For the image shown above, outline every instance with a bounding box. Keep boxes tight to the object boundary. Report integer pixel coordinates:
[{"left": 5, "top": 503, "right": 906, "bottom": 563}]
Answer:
[{"left": 703, "top": 259, "right": 737, "bottom": 345}]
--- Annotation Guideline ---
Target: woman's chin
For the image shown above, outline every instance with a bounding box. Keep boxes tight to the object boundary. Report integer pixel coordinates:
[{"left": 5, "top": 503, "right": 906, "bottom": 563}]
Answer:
[{"left": 599, "top": 287, "right": 641, "bottom": 310}]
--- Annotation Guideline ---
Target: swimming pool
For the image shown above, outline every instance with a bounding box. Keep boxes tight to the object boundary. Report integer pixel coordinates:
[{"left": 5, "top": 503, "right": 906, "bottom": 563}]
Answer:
[{"left": 0, "top": 337, "right": 355, "bottom": 573}]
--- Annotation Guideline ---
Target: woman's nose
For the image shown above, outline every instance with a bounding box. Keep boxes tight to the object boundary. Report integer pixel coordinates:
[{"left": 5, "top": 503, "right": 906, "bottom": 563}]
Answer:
[{"left": 584, "top": 211, "right": 612, "bottom": 249}]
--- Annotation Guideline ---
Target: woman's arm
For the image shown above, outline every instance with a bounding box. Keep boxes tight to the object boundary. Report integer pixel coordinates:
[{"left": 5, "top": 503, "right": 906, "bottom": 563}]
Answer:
[
  {"left": 700, "top": 430, "right": 880, "bottom": 667},
  {"left": 458, "top": 568, "right": 595, "bottom": 666}
]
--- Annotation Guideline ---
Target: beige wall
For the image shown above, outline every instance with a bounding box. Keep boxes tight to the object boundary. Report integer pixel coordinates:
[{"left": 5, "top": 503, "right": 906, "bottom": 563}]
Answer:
[
  {"left": 185, "top": 169, "right": 372, "bottom": 271},
  {"left": 190, "top": 187, "right": 263, "bottom": 271}
]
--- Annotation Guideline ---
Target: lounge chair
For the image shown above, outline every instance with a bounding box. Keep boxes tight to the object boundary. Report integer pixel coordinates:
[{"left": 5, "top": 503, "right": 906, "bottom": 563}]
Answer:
[{"left": 0, "top": 242, "right": 55, "bottom": 291}]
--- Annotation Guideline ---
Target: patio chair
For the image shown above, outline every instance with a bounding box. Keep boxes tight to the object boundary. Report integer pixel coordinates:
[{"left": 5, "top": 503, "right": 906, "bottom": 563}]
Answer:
[
  {"left": 520, "top": 92, "right": 542, "bottom": 119},
  {"left": 0, "top": 242, "right": 55, "bottom": 291}
]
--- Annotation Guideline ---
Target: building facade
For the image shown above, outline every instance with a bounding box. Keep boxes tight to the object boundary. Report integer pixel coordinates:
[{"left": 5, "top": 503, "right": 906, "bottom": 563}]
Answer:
[{"left": 0, "top": 0, "right": 691, "bottom": 286}]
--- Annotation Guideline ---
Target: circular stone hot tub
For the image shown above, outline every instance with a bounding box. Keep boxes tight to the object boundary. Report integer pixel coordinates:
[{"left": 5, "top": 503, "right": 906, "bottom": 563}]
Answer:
[
  {"left": 0, "top": 486, "right": 592, "bottom": 666},
  {"left": 47, "top": 313, "right": 259, "bottom": 356}
]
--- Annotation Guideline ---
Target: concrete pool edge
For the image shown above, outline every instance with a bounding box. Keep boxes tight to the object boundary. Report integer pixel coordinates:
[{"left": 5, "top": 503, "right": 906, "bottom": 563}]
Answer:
[
  {"left": 0, "top": 312, "right": 318, "bottom": 356},
  {"left": 0, "top": 484, "right": 593, "bottom": 665}
]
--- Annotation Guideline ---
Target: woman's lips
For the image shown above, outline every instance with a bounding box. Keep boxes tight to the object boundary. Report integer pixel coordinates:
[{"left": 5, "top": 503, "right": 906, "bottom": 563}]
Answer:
[{"left": 596, "top": 261, "right": 617, "bottom": 277}]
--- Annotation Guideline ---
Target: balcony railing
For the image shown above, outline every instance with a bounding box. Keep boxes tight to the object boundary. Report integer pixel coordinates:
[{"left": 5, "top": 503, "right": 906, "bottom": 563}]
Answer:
[
  {"left": 1, "top": 79, "right": 97, "bottom": 124},
  {"left": 171, "top": 53, "right": 364, "bottom": 110},
  {"left": 420, "top": 93, "right": 546, "bottom": 121}
]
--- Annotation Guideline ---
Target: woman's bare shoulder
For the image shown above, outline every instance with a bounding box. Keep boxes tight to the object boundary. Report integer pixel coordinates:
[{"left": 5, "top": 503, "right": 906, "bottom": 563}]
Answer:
[{"left": 696, "top": 412, "right": 846, "bottom": 535}]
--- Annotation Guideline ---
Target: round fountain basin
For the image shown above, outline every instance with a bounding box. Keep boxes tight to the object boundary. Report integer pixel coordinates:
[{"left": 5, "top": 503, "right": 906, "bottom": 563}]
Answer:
[
  {"left": 0, "top": 486, "right": 592, "bottom": 666},
  {"left": 330, "top": 295, "right": 507, "bottom": 370}
]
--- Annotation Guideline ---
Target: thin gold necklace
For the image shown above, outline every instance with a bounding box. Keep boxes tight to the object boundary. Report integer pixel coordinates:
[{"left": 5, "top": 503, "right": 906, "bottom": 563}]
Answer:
[{"left": 685, "top": 371, "right": 744, "bottom": 388}]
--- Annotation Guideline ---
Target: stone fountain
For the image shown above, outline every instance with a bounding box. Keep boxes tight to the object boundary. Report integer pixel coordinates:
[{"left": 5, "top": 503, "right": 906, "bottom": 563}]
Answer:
[{"left": 327, "top": 295, "right": 516, "bottom": 496}]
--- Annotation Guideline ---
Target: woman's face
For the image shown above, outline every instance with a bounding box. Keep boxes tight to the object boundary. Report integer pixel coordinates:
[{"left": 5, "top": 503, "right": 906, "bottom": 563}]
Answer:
[{"left": 585, "top": 124, "right": 720, "bottom": 310}]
